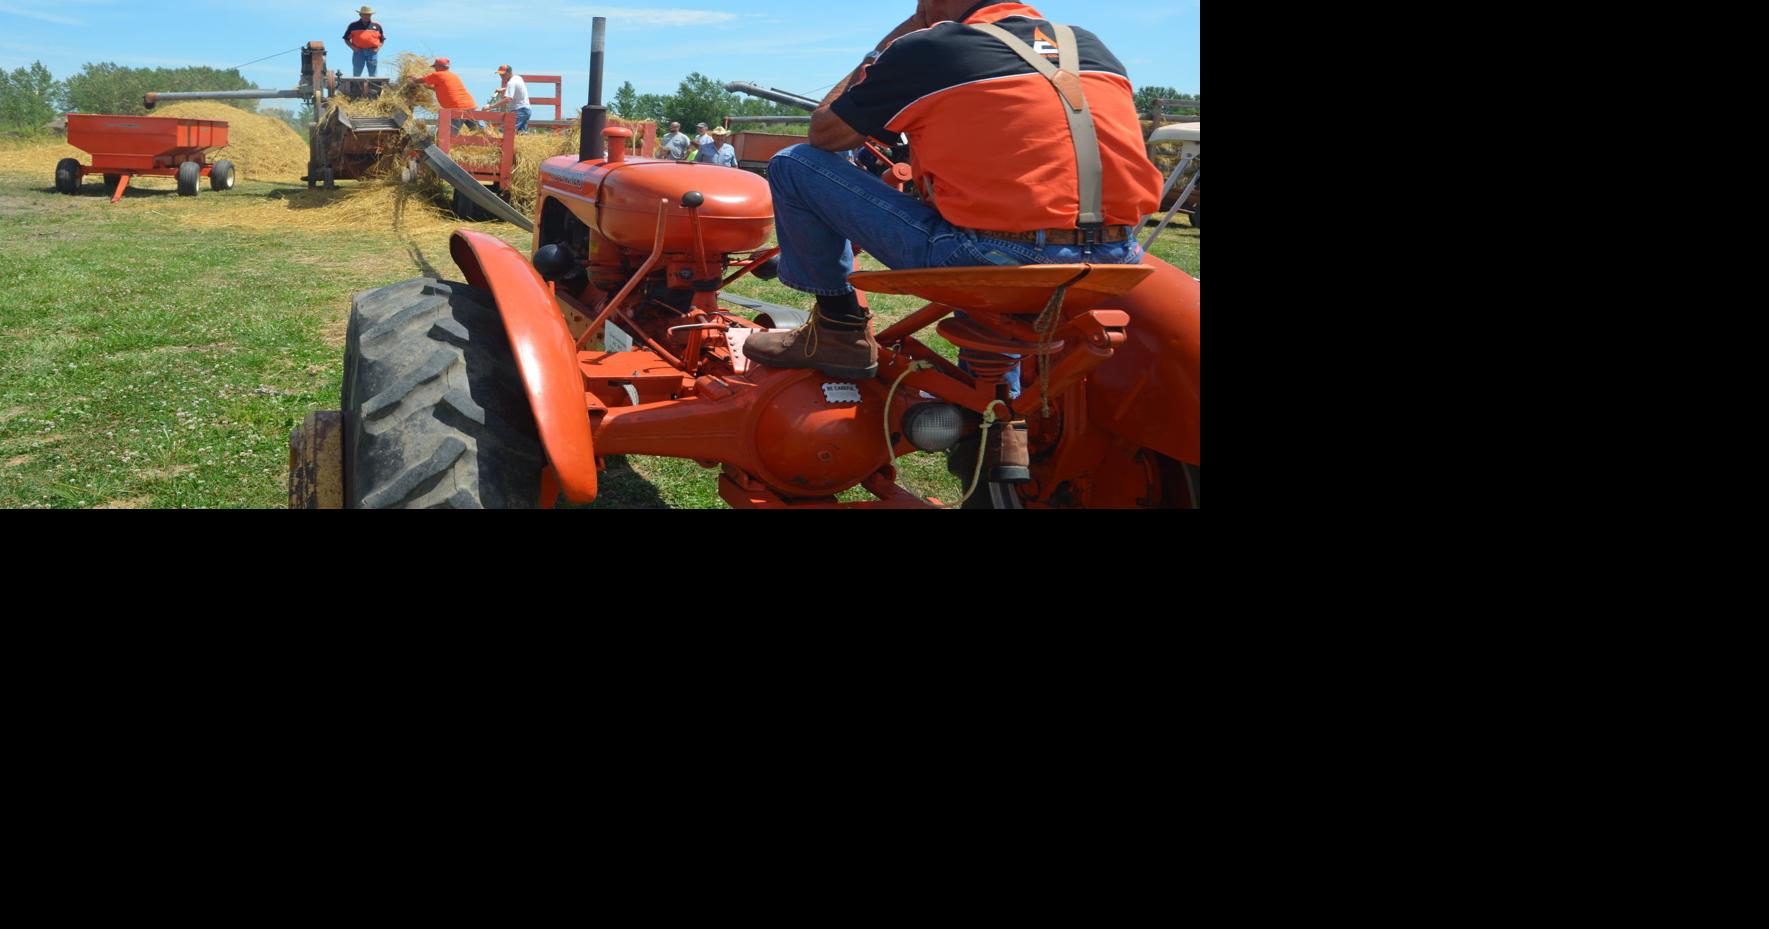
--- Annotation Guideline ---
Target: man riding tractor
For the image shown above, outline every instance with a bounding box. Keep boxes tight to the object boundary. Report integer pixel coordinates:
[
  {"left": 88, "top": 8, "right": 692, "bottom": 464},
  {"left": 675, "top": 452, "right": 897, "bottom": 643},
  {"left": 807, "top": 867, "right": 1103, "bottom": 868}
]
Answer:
[
  {"left": 746, "top": 0, "right": 1160, "bottom": 382},
  {"left": 744, "top": 0, "right": 1162, "bottom": 474}
]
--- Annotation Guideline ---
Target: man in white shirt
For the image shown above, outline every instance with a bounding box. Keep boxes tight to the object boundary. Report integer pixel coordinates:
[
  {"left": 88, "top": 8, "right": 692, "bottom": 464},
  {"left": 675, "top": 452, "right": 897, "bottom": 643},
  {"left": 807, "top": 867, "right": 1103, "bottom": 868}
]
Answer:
[{"left": 491, "top": 65, "right": 532, "bottom": 132}]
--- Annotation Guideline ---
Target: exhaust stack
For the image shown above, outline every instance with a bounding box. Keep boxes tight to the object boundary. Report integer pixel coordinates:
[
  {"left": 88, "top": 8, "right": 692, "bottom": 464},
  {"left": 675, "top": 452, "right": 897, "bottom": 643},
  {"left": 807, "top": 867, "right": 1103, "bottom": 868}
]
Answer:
[{"left": 580, "top": 16, "right": 608, "bottom": 162}]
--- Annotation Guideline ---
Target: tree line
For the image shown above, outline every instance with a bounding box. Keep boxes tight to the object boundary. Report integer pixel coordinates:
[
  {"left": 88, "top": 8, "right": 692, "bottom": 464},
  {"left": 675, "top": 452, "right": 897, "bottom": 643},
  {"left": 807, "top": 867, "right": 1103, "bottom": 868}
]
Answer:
[{"left": 0, "top": 60, "right": 260, "bottom": 136}]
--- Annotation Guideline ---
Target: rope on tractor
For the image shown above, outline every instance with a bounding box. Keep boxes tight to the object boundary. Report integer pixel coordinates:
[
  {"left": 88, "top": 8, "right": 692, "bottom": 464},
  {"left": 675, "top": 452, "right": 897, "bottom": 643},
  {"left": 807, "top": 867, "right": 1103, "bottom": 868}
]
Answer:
[
  {"left": 954, "top": 401, "right": 1014, "bottom": 509},
  {"left": 881, "top": 361, "right": 1008, "bottom": 509},
  {"left": 883, "top": 359, "right": 932, "bottom": 472}
]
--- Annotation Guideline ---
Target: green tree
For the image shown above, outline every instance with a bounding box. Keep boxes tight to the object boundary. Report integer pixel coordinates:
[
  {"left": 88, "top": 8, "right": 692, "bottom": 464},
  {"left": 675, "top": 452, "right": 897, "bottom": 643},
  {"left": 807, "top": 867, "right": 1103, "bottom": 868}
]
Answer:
[
  {"left": 612, "top": 80, "right": 639, "bottom": 118},
  {"left": 1134, "top": 86, "right": 1198, "bottom": 119},
  {"left": 0, "top": 61, "right": 64, "bottom": 133},
  {"left": 633, "top": 93, "right": 670, "bottom": 127},
  {"left": 663, "top": 72, "right": 736, "bottom": 135},
  {"left": 63, "top": 63, "right": 261, "bottom": 116}
]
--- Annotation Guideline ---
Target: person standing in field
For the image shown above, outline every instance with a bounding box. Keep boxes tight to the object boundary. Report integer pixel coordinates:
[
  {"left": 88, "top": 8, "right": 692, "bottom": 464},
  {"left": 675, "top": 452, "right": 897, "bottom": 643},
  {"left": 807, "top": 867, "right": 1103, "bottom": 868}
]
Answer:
[
  {"left": 660, "top": 122, "right": 691, "bottom": 161},
  {"left": 711, "top": 126, "right": 738, "bottom": 167},
  {"left": 344, "top": 6, "right": 386, "bottom": 77},
  {"left": 695, "top": 122, "right": 718, "bottom": 162}
]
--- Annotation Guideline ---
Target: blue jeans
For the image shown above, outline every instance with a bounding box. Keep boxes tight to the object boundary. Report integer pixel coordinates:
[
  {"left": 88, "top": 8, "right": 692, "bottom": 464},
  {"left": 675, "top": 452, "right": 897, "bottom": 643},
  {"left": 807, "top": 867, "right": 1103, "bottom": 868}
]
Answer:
[
  {"left": 352, "top": 49, "right": 378, "bottom": 77},
  {"left": 767, "top": 143, "right": 1141, "bottom": 398},
  {"left": 514, "top": 107, "right": 532, "bottom": 132}
]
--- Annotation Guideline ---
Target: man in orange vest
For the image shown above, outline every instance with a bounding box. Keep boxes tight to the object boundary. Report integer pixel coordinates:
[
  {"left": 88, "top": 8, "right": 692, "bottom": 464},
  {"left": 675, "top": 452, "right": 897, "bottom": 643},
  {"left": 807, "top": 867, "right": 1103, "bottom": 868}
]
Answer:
[
  {"left": 417, "top": 58, "right": 481, "bottom": 133},
  {"left": 344, "top": 6, "right": 386, "bottom": 77}
]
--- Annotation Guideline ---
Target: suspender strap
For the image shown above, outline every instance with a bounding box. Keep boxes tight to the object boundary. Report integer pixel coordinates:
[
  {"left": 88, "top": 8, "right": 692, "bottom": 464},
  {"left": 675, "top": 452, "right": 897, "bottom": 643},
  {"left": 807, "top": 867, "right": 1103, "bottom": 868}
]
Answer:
[{"left": 968, "top": 21, "right": 1105, "bottom": 227}]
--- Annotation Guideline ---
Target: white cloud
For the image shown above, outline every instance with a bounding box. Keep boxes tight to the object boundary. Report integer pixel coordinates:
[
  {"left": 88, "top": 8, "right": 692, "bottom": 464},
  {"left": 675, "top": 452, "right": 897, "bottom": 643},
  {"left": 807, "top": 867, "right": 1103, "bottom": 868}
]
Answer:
[{"left": 0, "top": 2, "right": 82, "bottom": 26}]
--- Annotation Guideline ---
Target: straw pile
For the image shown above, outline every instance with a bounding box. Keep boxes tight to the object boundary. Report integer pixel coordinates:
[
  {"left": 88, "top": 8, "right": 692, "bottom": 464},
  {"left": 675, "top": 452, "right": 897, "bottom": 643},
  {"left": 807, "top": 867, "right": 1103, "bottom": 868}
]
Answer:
[
  {"left": 179, "top": 175, "right": 462, "bottom": 236},
  {"left": 0, "top": 137, "right": 85, "bottom": 175},
  {"left": 147, "top": 102, "right": 310, "bottom": 182}
]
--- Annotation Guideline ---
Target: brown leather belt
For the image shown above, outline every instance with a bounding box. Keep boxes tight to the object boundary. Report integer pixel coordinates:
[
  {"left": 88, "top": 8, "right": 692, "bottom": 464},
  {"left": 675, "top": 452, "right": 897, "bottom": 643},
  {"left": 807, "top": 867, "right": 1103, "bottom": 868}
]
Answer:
[{"left": 964, "top": 226, "right": 1132, "bottom": 245}]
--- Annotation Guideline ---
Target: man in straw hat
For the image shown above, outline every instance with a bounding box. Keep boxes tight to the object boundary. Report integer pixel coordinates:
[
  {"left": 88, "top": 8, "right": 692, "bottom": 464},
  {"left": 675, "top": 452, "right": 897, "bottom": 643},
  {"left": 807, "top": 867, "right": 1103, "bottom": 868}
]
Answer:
[
  {"left": 710, "top": 126, "right": 737, "bottom": 167},
  {"left": 344, "top": 6, "right": 386, "bottom": 77}
]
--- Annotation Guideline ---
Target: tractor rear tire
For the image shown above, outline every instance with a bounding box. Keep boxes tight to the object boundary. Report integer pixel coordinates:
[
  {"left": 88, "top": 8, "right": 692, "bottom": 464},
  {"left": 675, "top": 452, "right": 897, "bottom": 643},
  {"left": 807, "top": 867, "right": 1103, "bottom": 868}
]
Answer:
[
  {"left": 210, "top": 160, "right": 236, "bottom": 191},
  {"left": 177, "top": 161, "right": 200, "bottom": 197},
  {"left": 341, "top": 278, "right": 548, "bottom": 509},
  {"left": 54, "top": 158, "right": 80, "bottom": 195}
]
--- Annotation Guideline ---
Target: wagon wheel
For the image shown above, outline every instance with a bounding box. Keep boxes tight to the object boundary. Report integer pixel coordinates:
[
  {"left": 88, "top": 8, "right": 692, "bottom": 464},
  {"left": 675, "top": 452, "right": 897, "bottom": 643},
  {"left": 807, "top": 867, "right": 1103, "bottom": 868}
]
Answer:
[
  {"left": 54, "top": 158, "right": 81, "bottom": 195},
  {"left": 102, "top": 174, "right": 122, "bottom": 197},
  {"left": 210, "top": 160, "right": 236, "bottom": 191},
  {"left": 323, "top": 167, "right": 336, "bottom": 190},
  {"left": 176, "top": 162, "right": 201, "bottom": 197}
]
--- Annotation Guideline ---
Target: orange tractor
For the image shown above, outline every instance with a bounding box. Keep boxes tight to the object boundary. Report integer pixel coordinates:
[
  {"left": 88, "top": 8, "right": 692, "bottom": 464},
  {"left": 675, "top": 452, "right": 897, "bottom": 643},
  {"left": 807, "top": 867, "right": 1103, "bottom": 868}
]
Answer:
[{"left": 289, "top": 18, "right": 1200, "bottom": 509}]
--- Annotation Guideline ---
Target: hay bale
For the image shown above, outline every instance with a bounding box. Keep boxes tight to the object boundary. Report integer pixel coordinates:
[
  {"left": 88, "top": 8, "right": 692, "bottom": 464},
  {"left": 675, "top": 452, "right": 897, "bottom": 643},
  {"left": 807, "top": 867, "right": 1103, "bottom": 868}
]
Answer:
[{"left": 154, "top": 101, "right": 309, "bottom": 182}]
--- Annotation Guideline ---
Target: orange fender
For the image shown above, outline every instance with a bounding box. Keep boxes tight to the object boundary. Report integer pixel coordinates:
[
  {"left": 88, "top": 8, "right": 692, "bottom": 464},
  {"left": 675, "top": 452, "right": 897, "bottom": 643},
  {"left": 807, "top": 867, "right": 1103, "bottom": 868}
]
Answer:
[
  {"left": 449, "top": 230, "right": 599, "bottom": 503},
  {"left": 1089, "top": 254, "right": 1200, "bottom": 465}
]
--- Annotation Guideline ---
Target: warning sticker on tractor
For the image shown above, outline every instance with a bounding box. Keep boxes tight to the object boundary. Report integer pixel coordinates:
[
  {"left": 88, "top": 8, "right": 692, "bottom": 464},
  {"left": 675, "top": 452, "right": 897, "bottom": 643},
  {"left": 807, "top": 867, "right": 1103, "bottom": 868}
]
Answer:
[
  {"left": 822, "top": 383, "right": 863, "bottom": 404},
  {"left": 605, "top": 324, "right": 634, "bottom": 354}
]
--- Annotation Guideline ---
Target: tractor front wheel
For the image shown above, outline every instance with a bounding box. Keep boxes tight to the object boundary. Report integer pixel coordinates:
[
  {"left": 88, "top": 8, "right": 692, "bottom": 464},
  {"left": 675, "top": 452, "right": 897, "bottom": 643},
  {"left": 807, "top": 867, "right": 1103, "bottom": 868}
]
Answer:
[
  {"left": 176, "top": 161, "right": 200, "bottom": 197},
  {"left": 210, "top": 160, "right": 236, "bottom": 191},
  {"left": 54, "top": 158, "right": 80, "bottom": 195},
  {"left": 341, "top": 278, "right": 548, "bottom": 508}
]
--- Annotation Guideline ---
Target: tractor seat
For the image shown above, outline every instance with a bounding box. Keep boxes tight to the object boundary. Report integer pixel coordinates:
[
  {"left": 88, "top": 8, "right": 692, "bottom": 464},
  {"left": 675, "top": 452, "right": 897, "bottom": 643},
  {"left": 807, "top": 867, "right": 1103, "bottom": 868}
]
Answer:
[{"left": 849, "top": 264, "right": 1154, "bottom": 315}]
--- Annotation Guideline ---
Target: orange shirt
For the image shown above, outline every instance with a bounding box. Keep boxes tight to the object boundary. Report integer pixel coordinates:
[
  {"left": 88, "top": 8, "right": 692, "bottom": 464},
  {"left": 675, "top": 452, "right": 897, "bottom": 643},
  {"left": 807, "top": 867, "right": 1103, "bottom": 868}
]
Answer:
[
  {"left": 419, "top": 71, "right": 477, "bottom": 111},
  {"left": 832, "top": 3, "right": 1160, "bottom": 231}
]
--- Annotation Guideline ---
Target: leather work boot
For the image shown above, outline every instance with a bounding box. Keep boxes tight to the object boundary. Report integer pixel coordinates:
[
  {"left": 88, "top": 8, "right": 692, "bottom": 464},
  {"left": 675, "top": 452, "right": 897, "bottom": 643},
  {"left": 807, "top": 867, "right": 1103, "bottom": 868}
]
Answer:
[
  {"left": 985, "top": 421, "right": 1031, "bottom": 483},
  {"left": 945, "top": 421, "right": 1031, "bottom": 485},
  {"left": 744, "top": 311, "right": 880, "bottom": 380}
]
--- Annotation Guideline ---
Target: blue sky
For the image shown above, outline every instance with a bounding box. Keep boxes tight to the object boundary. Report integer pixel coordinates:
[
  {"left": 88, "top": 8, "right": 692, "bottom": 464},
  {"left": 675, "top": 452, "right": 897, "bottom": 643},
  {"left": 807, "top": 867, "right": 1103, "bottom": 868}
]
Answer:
[{"left": 1, "top": 1, "right": 1199, "bottom": 117}]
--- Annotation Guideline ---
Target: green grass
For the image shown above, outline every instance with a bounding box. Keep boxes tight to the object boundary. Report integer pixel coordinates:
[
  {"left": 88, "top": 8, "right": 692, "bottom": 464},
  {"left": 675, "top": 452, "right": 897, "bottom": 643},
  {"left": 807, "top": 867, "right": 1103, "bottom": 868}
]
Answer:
[{"left": 0, "top": 168, "right": 1197, "bottom": 509}]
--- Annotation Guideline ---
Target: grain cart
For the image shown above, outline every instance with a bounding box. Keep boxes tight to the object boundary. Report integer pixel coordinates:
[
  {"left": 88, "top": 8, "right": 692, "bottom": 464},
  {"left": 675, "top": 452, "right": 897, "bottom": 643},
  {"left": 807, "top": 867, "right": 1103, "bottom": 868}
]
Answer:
[
  {"left": 55, "top": 114, "right": 236, "bottom": 202},
  {"left": 290, "top": 18, "right": 1199, "bottom": 509}
]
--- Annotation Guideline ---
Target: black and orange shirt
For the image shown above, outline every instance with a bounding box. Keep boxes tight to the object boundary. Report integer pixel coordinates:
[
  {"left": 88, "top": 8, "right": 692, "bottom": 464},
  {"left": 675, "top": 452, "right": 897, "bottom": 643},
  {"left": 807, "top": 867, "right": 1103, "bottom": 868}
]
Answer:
[
  {"left": 344, "top": 20, "right": 385, "bottom": 51},
  {"left": 831, "top": 2, "right": 1160, "bottom": 232}
]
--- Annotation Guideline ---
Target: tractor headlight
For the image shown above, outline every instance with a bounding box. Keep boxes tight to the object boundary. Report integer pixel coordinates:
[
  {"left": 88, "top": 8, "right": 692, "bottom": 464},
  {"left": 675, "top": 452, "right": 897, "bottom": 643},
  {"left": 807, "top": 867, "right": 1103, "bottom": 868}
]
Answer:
[{"left": 901, "top": 403, "right": 967, "bottom": 452}]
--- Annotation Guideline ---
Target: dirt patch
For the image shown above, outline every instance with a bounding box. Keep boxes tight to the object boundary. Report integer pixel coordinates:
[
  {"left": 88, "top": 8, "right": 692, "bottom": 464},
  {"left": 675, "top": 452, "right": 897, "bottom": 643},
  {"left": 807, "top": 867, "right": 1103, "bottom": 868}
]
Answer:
[
  {"left": 0, "top": 406, "right": 27, "bottom": 424},
  {"left": 320, "top": 314, "right": 350, "bottom": 348},
  {"left": 142, "top": 464, "right": 195, "bottom": 480},
  {"left": 94, "top": 496, "right": 153, "bottom": 509},
  {"left": 0, "top": 192, "right": 53, "bottom": 216},
  {"left": 3, "top": 454, "right": 32, "bottom": 468},
  {"left": 108, "top": 342, "right": 233, "bottom": 359},
  {"left": 0, "top": 434, "right": 65, "bottom": 452}
]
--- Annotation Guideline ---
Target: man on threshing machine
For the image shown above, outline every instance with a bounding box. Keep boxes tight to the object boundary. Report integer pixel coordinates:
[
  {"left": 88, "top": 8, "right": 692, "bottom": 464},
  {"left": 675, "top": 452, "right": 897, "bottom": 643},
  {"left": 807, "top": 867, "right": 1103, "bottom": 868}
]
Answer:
[
  {"left": 744, "top": 0, "right": 1162, "bottom": 402},
  {"left": 344, "top": 6, "right": 386, "bottom": 77}
]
